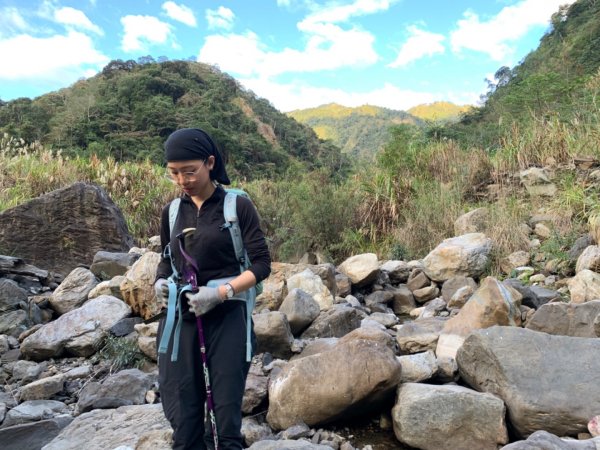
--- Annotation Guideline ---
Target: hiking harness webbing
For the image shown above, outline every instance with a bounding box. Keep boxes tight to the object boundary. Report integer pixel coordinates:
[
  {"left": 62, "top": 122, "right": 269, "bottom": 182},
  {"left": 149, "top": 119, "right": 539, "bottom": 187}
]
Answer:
[{"left": 157, "top": 192, "right": 257, "bottom": 362}]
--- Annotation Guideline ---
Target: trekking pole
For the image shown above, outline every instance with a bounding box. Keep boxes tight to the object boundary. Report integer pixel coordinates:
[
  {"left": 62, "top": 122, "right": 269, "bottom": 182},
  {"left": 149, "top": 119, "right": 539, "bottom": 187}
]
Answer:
[{"left": 177, "top": 229, "right": 219, "bottom": 450}]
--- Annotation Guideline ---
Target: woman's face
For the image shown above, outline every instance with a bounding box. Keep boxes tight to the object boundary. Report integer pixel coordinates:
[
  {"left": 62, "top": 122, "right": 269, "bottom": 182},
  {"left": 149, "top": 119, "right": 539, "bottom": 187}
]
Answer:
[{"left": 166, "top": 156, "right": 215, "bottom": 196}]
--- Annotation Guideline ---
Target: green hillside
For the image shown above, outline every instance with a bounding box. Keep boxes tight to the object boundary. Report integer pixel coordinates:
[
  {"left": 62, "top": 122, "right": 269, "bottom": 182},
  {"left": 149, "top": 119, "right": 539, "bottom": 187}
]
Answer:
[
  {"left": 287, "top": 103, "right": 421, "bottom": 159},
  {"left": 448, "top": 0, "right": 600, "bottom": 148},
  {"left": 0, "top": 59, "right": 348, "bottom": 180},
  {"left": 408, "top": 101, "right": 472, "bottom": 122}
]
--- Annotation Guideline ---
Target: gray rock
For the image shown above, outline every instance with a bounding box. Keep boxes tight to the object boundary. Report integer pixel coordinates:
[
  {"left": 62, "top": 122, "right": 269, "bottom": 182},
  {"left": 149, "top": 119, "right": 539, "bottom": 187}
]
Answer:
[
  {"left": 76, "top": 368, "right": 155, "bottom": 414},
  {"left": 367, "top": 312, "right": 399, "bottom": 328},
  {"left": 0, "top": 416, "right": 73, "bottom": 450},
  {"left": 19, "top": 374, "right": 64, "bottom": 402},
  {"left": 49, "top": 268, "right": 98, "bottom": 315},
  {"left": 441, "top": 276, "right": 477, "bottom": 303},
  {"left": 279, "top": 289, "right": 321, "bottom": 335},
  {"left": 300, "top": 305, "right": 366, "bottom": 339},
  {"left": 242, "top": 372, "right": 268, "bottom": 414},
  {"left": 90, "top": 251, "right": 140, "bottom": 281},
  {"left": 0, "top": 309, "right": 30, "bottom": 338},
  {"left": 254, "top": 312, "right": 294, "bottom": 359},
  {"left": 42, "top": 404, "right": 170, "bottom": 450},
  {"left": 248, "top": 440, "right": 331, "bottom": 449},
  {"left": 526, "top": 300, "right": 600, "bottom": 337},
  {"left": 397, "top": 351, "right": 438, "bottom": 383},
  {"left": 337, "top": 253, "right": 379, "bottom": 287},
  {"left": 0, "top": 279, "right": 28, "bottom": 310},
  {"left": 395, "top": 317, "right": 447, "bottom": 354},
  {"left": 0, "top": 334, "right": 9, "bottom": 354},
  {"left": 457, "top": 326, "right": 600, "bottom": 437},
  {"left": 267, "top": 329, "right": 401, "bottom": 430},
  {"left": 380, "top": 260, "right": 411, "bottom": 284},
  {"left": 334, "top": 273, "right": 352, "bottom": 297},
  {"left": 110, "top": 317, "right": 143, "bottom": 337},
  {"left": 20, "top": 295, "right": 132, "bottom": 361},
  {"left": 423, "top": 233, "right": 492, "bottom": 282},
  {"left": 503, "top": 279, "right": 545, "bottom": 309},
  {"left": 389, "top": 285, "right": 416, "bottom": 315},
  {"left": 287, "top": 270, "right": 334, "bottom": 311},
  {"left": 500, "top": 430, "right": 600, "bottom": 450},
  {"left": 568, "top": 235, "right": 594, "bottom": 263},
  {"left": 392, "top": 383, "right": 507, "bottom": 450},
  {"left": 11, "top": 360, "right": 44, "bottom": 383},
  {"left": 364, "top": 290, "right": 394, "bottom": 308},
  {"left": 0, "top": 182, "right": 134, "bottom": 276},
  {"left": 407, "top": 270, "right": 430, "bottom": 292},
  {"left": 242, "top": 416, "right": 275, "bottom": 447},
  {"left": 2, "top": 400, "right": 67, "bottom": 427}
]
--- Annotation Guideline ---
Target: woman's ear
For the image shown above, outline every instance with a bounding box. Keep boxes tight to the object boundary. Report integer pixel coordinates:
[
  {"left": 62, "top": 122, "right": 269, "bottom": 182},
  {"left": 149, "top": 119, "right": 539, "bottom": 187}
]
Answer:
[{"left": 206, "top": 155, "right": 216, "bottom": 170}]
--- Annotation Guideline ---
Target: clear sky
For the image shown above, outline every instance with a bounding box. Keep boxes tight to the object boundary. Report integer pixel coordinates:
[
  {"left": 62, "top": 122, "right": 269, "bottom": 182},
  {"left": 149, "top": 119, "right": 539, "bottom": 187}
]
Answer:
[{"left": 0, "top": 0, "right": 576, "bottom": 112}]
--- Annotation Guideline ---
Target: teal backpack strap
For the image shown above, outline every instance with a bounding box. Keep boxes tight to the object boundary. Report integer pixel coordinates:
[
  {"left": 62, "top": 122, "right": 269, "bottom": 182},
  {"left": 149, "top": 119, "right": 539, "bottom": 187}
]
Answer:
[
  {"left": 223, "top": 191, "right": 256, "bottom": 361},
  {"left": 158, "top": 198, "right": 185, "bottom": 361},
  {"left": 168, "top": 198, "right": 181, "bottom": 236}
]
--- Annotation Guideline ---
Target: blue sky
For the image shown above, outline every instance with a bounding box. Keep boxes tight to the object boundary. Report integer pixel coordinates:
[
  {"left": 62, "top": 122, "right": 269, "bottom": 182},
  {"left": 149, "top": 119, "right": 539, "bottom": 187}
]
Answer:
[{"left": 0, "top": 0, "right": 575, "bottom": 112}]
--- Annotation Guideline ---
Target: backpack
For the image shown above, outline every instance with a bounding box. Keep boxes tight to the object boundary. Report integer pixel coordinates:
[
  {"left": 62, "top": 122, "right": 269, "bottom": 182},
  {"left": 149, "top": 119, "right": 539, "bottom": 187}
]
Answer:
[{"left": 160, "top": 188, "right": 261, "bottom": 362}]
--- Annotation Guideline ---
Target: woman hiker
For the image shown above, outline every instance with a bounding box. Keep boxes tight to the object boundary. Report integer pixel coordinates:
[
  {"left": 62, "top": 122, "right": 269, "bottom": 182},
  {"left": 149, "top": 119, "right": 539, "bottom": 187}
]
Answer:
[{"left": 154, "top": 127, "right": 271, "bottom": 449}]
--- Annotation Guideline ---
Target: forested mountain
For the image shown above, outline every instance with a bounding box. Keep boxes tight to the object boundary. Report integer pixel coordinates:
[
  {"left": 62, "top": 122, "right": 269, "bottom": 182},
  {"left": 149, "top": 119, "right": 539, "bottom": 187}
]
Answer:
[
  {"left": 0, "top": 59, "right": 348, "bottom": 180},
  {"left": 448, "top": 0, "right": 600, "bottom": 147},
  {"left": 287, "top": 103, "right": 421, "bottom": 159},
  {"left": 407, "top": 101, "right": 471, "bottom": 122}
]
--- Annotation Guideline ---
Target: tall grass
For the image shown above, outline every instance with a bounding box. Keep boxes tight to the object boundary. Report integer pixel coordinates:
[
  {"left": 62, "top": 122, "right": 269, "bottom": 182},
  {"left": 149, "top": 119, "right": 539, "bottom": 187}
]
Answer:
[{"left": 0, "top": 134, "right": 176, "bottom": 244}]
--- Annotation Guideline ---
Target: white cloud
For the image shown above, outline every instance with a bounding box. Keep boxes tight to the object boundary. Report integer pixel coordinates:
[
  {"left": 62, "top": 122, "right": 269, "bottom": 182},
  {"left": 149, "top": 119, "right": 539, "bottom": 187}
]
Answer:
[
  {"left": 162, "top": 1, "right": 197, "bottom": 27},
  {"left": 121, "top": 15, "right": 172, "bottom": 52},
  {"left": 200, "top": 24, "right": 377, "bottom": 77},
  {"left": 0, "top": 7, "right": 28, "bottom": 38},
  {"left": 388, "top": 25, "right": 445, "bottom": 68},
  {"left": 206, "top": 6, "right": 235, "bottom": 30},
  {"left": 54, "top": 6, "right": 103, "bottom": 35},
  {"left": 237, "top": 77, "right": 459, "bottom": 112},
  {"left": 277, "top": 0, "right": 292, "bottom": 6},
  {"left": 302, "top": 0, "right": 394, "bottom": 26},
  {"left": 450, "top": 0, "right": 577, "bottom": 61},
  {"left": 0, "top": 30, "right": 109, "bottom": 81}
]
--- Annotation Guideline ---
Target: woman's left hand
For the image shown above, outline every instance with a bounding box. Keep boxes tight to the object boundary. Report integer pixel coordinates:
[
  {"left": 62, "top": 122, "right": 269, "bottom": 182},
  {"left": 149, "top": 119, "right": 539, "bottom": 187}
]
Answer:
[{"left": 186, "top": 287, "right": 224, "bottom": 316}]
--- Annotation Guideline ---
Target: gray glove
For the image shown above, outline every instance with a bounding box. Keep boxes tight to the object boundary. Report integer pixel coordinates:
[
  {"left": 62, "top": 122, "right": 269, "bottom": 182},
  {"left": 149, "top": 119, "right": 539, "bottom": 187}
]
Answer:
[
  {"left": 186, "top": 287, "right": 223, "bottom": 316},
  {"left": 154, "top": 278, "right": 169, "bottom": 309}
]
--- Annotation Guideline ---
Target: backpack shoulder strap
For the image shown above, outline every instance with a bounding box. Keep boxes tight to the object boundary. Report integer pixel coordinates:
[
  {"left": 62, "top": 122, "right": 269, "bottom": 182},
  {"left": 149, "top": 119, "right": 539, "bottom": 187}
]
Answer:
[
  {"left": 168, "top": 198, "right": 181, "bottom": 237},
  {"left": 224, "top": 192, "right": 246, "bottom": 269}
]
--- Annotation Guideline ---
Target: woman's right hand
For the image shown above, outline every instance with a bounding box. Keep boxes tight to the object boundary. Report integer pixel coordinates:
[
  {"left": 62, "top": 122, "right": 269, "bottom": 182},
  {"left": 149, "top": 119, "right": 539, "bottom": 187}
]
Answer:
[{"left": 154, "top": 278, "right": 170, "bottom": 309}]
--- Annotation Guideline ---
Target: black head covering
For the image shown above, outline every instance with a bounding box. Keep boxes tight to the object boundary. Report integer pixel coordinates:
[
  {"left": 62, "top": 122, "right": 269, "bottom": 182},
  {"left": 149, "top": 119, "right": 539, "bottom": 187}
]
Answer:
[{"left": 164, "top": 128, "right": 230, "bottom": 185}]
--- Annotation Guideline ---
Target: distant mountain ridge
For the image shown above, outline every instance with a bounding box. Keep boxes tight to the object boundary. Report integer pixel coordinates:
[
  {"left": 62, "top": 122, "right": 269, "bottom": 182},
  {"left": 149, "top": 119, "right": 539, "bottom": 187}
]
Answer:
[
  {"left": 287, "top": 103, "right": 421, "bottom": 158},
  {"left": 408, "top": 101, "right": 472, "bottom": 122}
]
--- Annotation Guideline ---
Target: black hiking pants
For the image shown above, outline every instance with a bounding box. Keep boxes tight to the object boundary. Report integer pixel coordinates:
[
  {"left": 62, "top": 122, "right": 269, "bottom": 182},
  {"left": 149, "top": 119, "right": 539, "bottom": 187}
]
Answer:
[{"left": 157, "top": 301, "right": 252, "bottom": 450}]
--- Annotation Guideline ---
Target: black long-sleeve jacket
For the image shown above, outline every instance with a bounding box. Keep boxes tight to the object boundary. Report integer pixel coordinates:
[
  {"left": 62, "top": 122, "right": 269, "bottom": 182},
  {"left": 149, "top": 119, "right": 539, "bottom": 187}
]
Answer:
[{"left": 155, "top": 186, "right": 271, "bottom": 292}]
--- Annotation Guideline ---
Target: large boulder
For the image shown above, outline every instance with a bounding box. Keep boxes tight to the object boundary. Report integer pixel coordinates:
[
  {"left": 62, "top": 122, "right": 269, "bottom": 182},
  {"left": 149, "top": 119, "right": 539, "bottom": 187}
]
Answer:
[
  {"left": 423, "top": 233, "right": 492, "bottom": 282},
  {"left": 454, "top": 207, "right": 488, "bottom": 236},
  {"left": 300, "top": 305, "right": 367, "bottom": 339},
  {"left": 48, "top": 267, "right": 98, "bottom": 315},
  {"left": 76, "top": 368, "right": 155, "bottom": 413},
  {"left": 457, "top": 326, "right": 600, "bottom": 437},
  {"left": 0, "top": 182, "right": 133, "bottom": 276},
  {"left": 0, "top": 279, "right": 28, "bottom": 310},
  {"left": 253, "top": 312, "right": 294, "bottom": 359},
  {"left": 567, "top": 269, "right": 600, "bottom": 303},
  {"left": 396, "top": 317, "right": 447, "bottom": 354},
  {"left": 0, "top": 416, "right": 73, "bottom": 450},
  {"left": 42, "top": 404, "right": 171, "bottom": 450},
  {"left": 267, "top": 328, "right": 401, "bottom": 430},
  {"left": 286, "top": 269, "right": 333, "bottom": 311},
  {"left": 120, "top": 252, "right": 162, "bottom": 321},
  {"left": 392, "top": 383, "right": 508, "bottom": 450},
  {"left": 278, "top": 289, "right": 320, "bottom": 335},
  {"left": 337, "top": 253, "right": 379, "bottom": 287},
  {"left": 436, "top": 277, "right": 521, "bottom": 360},
  {"left": 525, "top": 300, "right": 600, "bottom": 337},
  {"left": 519, "top": 167, "right": 557, "bottom": 197},
  {"left": 20, "top": 295, "right": 131, "bottom": 361},
  {"left": 500, "top": 430, "right": 600, "bottom": 449},
  {"left": 90, "top": 251, "right": 141, "bottom": 280}
]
